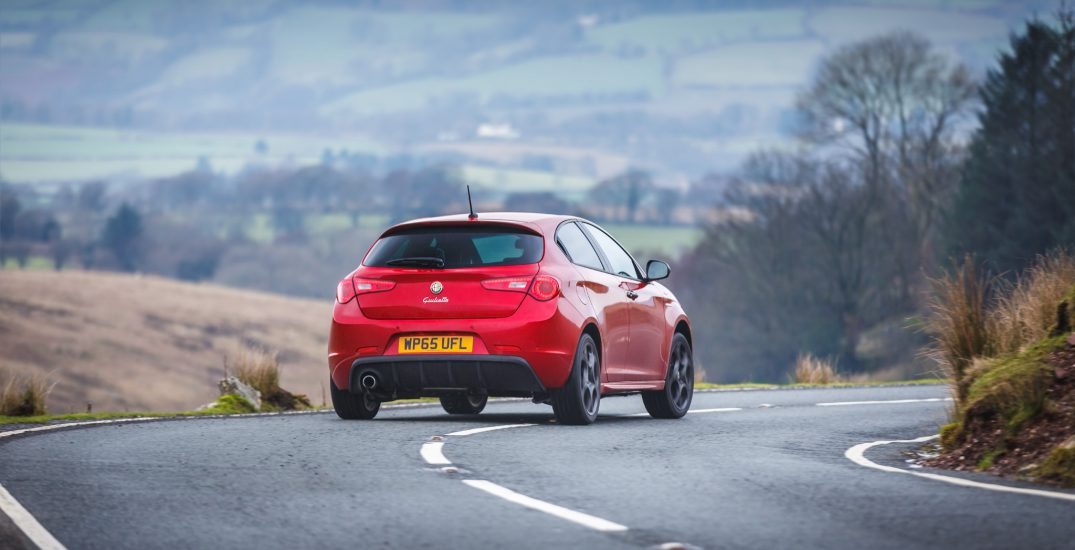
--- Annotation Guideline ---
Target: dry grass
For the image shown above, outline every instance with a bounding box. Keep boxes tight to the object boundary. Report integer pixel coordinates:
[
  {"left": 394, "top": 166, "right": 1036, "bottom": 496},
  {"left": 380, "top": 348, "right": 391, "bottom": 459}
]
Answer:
[
  {"left": 926, "top": 251, "right": 1075, "bottom": 401},
  {"left": 927, "top": 250, "right": 1075, "bottom": 463},
  {"left": 0, "top": 269, "right": 331, "bottom": 413},
  {"left": 924, "top": 255, "right": 992, "bottom": 399},
  {"left": 792, "top": 352, "right": 840, "bottom": 384},
  {"left": 989, "top": 251, "right": 1075, "bottom": 355},
  {"left": 231, "top": 347, "right": 281, "bottom": 398},
  {"left": 0, "top": 367, "right": 52, "bottom": 416}
]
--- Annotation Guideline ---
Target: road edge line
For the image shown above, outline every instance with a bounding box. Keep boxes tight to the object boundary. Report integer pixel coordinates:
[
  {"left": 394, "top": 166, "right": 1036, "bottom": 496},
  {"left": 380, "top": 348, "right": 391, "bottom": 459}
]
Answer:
[
  {"left": 818, "top": 398, "right": 952, "bottom": 407},
  {"left": 846, "top": 435, "right": 1075, "bottom": 503}
]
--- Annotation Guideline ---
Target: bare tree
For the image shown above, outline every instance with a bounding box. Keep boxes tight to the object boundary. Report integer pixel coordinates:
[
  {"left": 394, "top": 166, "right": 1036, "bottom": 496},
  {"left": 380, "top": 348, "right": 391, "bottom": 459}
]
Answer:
[
  {"left": 797, "top": 31, "right": 977, "bottom": 294},
  {"left": 797, "top": 31, "right": 976, "bottom": 243}
]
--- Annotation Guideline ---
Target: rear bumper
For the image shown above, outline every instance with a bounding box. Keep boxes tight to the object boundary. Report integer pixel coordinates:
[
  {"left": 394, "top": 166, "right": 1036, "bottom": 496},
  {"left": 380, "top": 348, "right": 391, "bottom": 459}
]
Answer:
[{"left": 350, "top": 354, "right": 547, "bottom": 399}]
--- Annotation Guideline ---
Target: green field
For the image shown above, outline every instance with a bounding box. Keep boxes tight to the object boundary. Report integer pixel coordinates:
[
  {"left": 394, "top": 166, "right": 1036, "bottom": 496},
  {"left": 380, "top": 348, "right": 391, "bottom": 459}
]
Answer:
[
  {"left": 324, "top": 53, "right": 663, "bottom": 116},
  {"left": 0, "top": 123, "right": 383, "bottom": 182},
  {"left": 601, "top": 223, "right": 702, "bottom": 258}
]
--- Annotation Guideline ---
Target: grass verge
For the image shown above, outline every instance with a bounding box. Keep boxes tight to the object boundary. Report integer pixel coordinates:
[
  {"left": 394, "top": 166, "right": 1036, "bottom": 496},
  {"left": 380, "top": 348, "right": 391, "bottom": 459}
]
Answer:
[{"left": 927, "top": 251, "right": 1075, "bottom": 487}]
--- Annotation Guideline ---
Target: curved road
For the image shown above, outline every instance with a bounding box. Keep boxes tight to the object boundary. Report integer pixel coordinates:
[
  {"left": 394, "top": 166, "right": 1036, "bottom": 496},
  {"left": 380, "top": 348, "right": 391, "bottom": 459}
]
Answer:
[{"left": 1, "top": 385, "right": 1073, "bottom": 549}]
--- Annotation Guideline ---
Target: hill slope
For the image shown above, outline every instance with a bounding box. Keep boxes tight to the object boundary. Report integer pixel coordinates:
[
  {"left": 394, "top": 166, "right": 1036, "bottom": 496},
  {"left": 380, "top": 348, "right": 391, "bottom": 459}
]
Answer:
[{"left": 0, "top": 269, "right": 331, "bottom": 413}]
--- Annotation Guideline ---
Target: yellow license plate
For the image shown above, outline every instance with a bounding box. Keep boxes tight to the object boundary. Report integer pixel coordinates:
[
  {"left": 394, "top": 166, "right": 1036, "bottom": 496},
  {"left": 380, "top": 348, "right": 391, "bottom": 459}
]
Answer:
[{"left": 398, "top": 335, "right": 474, "bottom": 354}]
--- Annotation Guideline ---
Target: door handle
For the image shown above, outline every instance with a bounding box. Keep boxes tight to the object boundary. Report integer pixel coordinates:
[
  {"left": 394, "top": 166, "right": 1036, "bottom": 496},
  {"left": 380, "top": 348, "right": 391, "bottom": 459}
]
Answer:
[{"left": 626, "top": 290, "right": 638, "bottom": 300}]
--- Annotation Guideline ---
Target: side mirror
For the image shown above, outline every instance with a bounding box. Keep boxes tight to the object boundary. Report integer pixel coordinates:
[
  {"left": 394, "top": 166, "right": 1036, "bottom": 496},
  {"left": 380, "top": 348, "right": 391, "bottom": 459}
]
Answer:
[{"left": 645, "top": 260, "right": 670, "bottom": 282}]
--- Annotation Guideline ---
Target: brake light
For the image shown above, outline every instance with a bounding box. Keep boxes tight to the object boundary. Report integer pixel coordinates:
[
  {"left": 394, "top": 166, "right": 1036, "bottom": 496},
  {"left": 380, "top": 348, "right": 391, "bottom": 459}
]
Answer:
[
  {"left": 353, "top": 277, "right": 396, "bottom": 295},
  {"left": 336, "top": 279, "right": 356, "bottom": 303},
  {"left": 528, "top": 274, "right": 560, "bottom": 301},
  {"left": 482, "top": 276, "right": 533, "bottom": 292}
]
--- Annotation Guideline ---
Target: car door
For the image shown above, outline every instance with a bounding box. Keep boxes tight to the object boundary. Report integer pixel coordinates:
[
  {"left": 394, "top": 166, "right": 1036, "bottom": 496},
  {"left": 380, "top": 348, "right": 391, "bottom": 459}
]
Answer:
[
  {"left": 579, "top": 223, "right": 666, "bottom": 382},
  {"left": 554, "top": 222, "right": 631, "bottom": 382}
]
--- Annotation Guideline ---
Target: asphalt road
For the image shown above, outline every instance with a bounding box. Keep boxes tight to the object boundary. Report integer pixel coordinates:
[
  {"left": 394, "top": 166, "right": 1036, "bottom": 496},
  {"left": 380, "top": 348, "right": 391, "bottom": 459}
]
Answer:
[{"left": 1, "top": 385, "right": 1073, "bottom": 550}]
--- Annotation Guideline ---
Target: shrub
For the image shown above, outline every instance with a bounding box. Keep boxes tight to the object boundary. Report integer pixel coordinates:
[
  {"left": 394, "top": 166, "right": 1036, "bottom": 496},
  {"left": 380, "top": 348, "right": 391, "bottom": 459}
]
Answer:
[
  {"left": 793, "top": 353, "right": 839, "bottom": 384},
  {"left": 927, "top": 251, "right": 1075, "bottom": 455},
  {"left": 989, "top": 251, "right": 1075, "bottom": 355},
  {"left": 227, "top": 346, "right": 310, "bottom": 411},
  {"left": 231, "top": 346, "right": 281, "bottom": 398},
  {"left": 925, "top": 256, "right": 992, "bottom": 400},
  {"left": 0, "top": 368, "right": 52, "bottom": 417}
]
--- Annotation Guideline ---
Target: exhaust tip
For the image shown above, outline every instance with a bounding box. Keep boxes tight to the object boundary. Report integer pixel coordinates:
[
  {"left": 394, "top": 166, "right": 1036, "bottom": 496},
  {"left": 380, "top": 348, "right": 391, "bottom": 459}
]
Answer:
[{"left": 360, "top": 373, "right": 378, "bottom": 390}]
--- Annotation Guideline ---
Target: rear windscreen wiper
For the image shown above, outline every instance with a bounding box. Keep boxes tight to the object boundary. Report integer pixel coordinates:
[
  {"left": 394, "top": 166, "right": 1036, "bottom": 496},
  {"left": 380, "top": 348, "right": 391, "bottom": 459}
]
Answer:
[{"left": 386, "top": 257, "right": 446, "bottom": 268}]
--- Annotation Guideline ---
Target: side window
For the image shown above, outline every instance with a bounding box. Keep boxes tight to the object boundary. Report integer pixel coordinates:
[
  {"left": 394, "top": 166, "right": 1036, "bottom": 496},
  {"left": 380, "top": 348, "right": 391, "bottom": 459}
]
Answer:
[
  {"left": 556, "top": 222, "right": 604, "bottom": 271},
  {"left": 582, "top": 223, "right": 640, "bottom": 279}
]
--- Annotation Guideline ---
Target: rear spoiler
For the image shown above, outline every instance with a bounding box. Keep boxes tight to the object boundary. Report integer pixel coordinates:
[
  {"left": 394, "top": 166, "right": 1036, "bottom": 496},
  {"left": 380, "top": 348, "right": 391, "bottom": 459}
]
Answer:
[{"left": 380, "top": 220, "right": 543, "bottom": 239}]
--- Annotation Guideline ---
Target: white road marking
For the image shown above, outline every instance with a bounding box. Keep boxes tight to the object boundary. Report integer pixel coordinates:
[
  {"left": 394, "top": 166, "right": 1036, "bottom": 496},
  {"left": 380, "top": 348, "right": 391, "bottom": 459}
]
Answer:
[
  {"left": 0, "top": 484, "right": 66, "bottom": 550},
  {"left": 687, "top": 407, "right": 743, "bottom": 414},
  {"left": 0, "top": 416, "right": 165, "bottom": 440},
  {"left": 846, "top": 435, "right": 1075, "bottom": 503},
  {"left": 462, "top": 480, "right": 628, "bottom": 532},
  {"left": 817, "top": 398, "right": 952, "bottom": 407},
  {"left": 420, "top": 441, "right": 451, "bottom": 465},
  {"left": 447, "top": 424, "right": 537, "bottom": 437},
  {"left": 625, "top": 406, "right": 742, "bottom": 417}
]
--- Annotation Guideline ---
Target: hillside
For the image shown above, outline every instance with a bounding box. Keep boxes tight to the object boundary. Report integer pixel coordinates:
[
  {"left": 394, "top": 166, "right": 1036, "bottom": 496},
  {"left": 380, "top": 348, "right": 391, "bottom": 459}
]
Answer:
[
  {"left": 0, "top": 269, "right": 332, "bottom": 413},
  {"left": 0, "top": 1, "right": 1034, "bottom": 181}
]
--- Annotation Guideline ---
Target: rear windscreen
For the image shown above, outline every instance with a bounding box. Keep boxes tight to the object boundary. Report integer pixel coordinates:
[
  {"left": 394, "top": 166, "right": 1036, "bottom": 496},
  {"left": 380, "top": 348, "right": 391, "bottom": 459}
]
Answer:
[{"left": 363, "top": 226, "right": 544, "bottom": 268}]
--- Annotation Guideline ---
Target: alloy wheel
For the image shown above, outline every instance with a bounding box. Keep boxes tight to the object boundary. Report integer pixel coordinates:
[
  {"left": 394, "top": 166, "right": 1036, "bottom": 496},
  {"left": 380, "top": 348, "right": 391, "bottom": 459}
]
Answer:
[
  {"left": 580, "top": 339, "right": 600, "bottom": 416},
  {"left": 668, "top": 339, "right": 693, "bottom": 411}
]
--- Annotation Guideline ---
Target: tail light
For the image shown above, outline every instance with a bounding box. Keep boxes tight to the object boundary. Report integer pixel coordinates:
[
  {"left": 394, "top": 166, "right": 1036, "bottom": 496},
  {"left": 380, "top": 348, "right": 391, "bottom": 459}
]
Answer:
[
  {"left": 481, "top": 274, "right": 560, "bottom": 301},
  {"left": 354, "top": 277, "right": 395, "bottom": 295},
  {"left": 528, "top": 274, "right": 560, "bottom": 301},
  {"left": 336, "top": 279, "right": 356, "bottom": 303},
  {"left": 338, "top": 277, "right": 395, "bottom": 303},
  {"left": 481, "top": 276, "right": 533, "bottom": 292}
]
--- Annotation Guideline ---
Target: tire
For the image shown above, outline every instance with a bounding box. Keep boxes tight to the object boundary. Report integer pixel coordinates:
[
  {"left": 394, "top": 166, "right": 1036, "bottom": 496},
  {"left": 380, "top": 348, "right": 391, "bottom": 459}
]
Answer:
[
  {"left": 551, "top": 333, "right": 601, "bottom": 425},
  {"left": 440, "top": 394, "right": 488, "bottom": 414},
  {"left": 330, "top": 378, "right": 380, "bottom": 420},
  {"left": 642, "top": 333, "right": 694, "bottom": 419}
]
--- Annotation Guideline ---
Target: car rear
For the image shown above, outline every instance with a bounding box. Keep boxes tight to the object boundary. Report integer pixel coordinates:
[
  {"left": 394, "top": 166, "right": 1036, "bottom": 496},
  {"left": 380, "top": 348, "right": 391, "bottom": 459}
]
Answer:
[{"left": 328, "top": 220, "right": 583, "bottom": 406}]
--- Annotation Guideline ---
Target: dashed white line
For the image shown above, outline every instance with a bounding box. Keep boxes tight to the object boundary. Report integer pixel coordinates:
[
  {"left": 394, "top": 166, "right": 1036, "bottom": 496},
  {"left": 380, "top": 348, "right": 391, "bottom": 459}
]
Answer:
[
  {"left": 420, "top": 441, "right": 451, "bottom": 465},
  {"left": 447, "top": 424, "right": 537, "bottom": 437},
  {"left": 462, "top": 480, "right": 628, "bottom": 532},
  {"left": 817, "top": 398, "right": 952, "bottom": 407},
  {"left": 846, "top": 435, "right": 1075, "bottom": 503},
  {"left": 0, "top": 484, "right": 66, "bottom": 550},
  {"left": 625, "top": 406, "right": 742, "bottom": 417}
]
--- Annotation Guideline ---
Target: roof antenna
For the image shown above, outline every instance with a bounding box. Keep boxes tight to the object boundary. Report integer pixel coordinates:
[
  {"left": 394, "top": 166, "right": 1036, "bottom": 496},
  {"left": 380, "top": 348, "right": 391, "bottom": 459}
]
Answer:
[{"left": 467, "top": 184, "right": 478, "bottom": 220}]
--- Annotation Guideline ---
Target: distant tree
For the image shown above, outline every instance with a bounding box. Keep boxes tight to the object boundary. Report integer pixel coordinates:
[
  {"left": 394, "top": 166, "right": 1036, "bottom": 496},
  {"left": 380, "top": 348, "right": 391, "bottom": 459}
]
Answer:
[
  {"left": 271, "top": 206, "right": 305, "bottom": 240},
  {"left": 101, "top": 203, "right": 144, "bottom": 271},
  {"left": 254, "top": 139, "right": 268, "bottom": 155},
  {"left": 14, "top": 210, "right": 61, "bottom": 242},
  {"left": 654, "top": 187, "right": 681, "bottom": 225},
  {"left": 797, "top": 31, "right": 976, "bottom": 277},
  {"left": 589, "top": 169, "right": 654, "bottom": 222},
  {"left": 77, "top": 181, "right": 108, "bottom": 213},
  {"left": 386, "top": 167, "right": 464, "bottom": 223},
  {"left": 946, "top": 12, "right": 1075, "bottom": 274},
  {"left": 50, "top": 240, "right": 72, "bottom": 271},
  {"left": 0, "top": 188, "right": 20, "bottom": 242}
]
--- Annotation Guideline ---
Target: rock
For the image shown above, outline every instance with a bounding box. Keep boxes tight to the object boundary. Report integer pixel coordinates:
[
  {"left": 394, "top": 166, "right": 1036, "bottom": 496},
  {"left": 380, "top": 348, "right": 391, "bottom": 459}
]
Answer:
[
  {"left": 218, "top": 376, "right": 261, "bottom": 410},
  {"left": 1067, "top": 332, "right": 1075, "bottom": 346}
]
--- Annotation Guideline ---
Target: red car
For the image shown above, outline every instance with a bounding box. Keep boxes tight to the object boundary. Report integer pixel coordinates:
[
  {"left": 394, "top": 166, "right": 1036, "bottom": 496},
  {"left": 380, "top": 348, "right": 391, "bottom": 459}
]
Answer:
[{"left": 327, "top": 212, "right": 694, "bottom": 425}]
